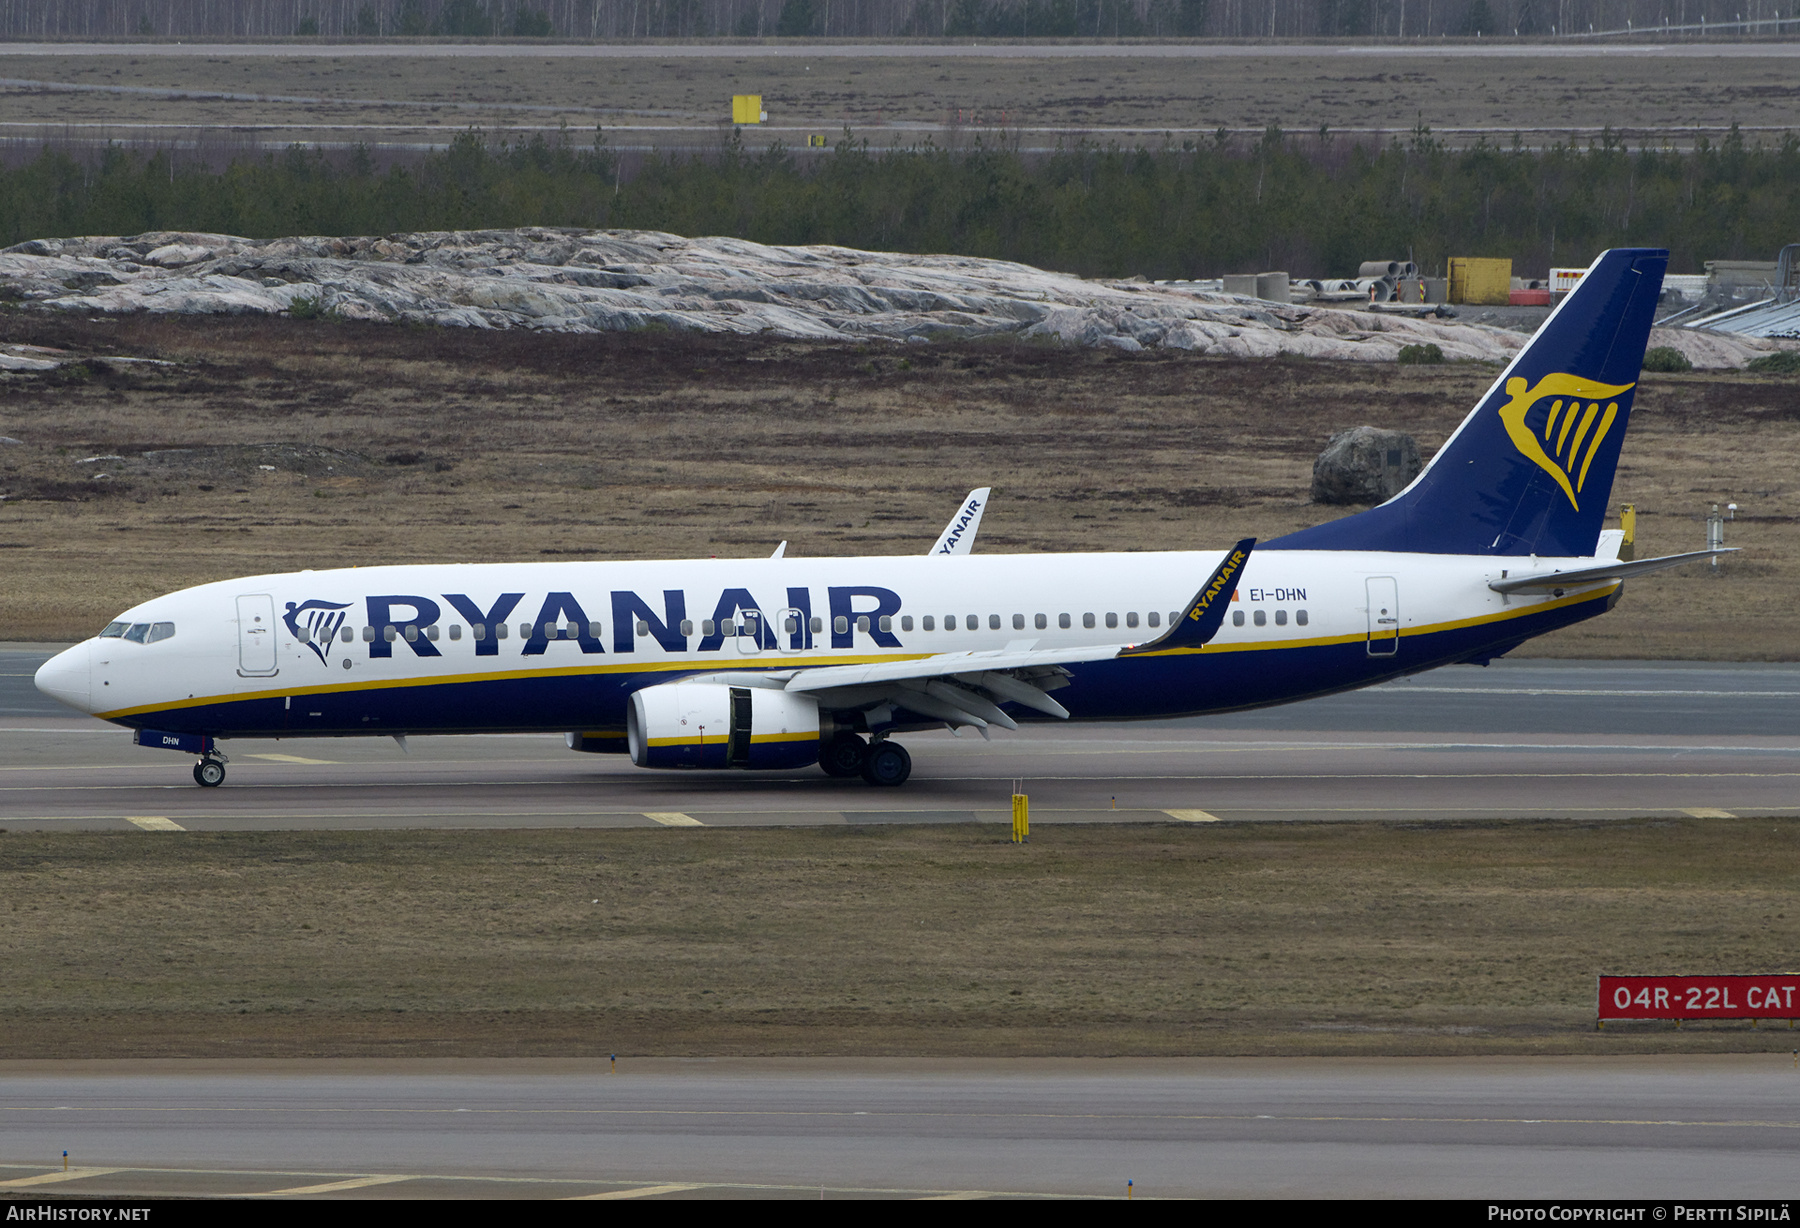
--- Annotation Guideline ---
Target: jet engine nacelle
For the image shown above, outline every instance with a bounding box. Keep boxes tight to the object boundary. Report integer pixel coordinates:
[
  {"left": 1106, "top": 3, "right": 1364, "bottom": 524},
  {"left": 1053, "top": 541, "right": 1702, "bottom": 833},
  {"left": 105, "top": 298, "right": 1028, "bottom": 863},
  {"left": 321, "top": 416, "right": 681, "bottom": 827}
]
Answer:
[{"left": 627, "top": 681, "right": 820, "bottom": 770}]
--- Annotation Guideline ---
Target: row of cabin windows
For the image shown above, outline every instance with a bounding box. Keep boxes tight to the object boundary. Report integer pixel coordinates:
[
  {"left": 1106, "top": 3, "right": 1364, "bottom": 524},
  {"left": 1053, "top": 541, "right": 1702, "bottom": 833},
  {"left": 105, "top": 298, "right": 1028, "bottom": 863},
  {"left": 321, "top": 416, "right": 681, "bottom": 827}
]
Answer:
[
  {"left": 295, "top": 608, "right": 1311, "bottom": 645},
  {"left": 1233, "top": 609, "right": 1309, "bottom": 627}
]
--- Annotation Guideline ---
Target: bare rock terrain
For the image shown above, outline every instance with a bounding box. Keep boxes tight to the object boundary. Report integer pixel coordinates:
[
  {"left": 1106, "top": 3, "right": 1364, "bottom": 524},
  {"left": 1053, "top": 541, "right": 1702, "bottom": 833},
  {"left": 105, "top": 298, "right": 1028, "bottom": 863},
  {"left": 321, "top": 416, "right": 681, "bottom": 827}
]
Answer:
[{"left": 3, "top": 227, "right": 1546, "bottom": 362}]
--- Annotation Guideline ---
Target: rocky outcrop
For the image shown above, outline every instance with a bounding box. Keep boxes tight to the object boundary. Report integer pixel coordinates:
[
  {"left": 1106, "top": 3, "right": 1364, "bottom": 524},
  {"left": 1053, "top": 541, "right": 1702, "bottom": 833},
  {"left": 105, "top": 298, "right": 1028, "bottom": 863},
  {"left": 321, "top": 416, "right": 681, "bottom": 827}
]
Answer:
[
  {"left": 0, "top": 227, "right": 1546, "bottom": 363},
  {"left": 1311, "top": 427, "right": 1423, "bottom": 506}
]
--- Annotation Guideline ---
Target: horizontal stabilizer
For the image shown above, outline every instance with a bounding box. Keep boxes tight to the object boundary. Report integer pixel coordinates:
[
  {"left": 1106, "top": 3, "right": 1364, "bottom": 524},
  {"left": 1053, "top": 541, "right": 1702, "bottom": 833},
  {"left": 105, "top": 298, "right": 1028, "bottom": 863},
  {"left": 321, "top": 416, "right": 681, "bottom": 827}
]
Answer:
[
  {"left": 1488, "top": 548, "right": 1737, "bottom": 594},
  {"left": 1119, "top": 538, "right": 1255, "bottom": 656}
]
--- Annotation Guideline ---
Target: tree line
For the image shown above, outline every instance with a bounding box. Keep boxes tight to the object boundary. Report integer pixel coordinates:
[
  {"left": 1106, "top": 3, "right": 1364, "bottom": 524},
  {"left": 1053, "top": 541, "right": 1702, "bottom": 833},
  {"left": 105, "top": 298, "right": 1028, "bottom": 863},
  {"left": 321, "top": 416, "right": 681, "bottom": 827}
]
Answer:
[
  {"left": 0, "top": 0, "right": 1791, "bottom": 39},
  {"left": 1, "top": 127, "right": 1795, "bottom": 278}
]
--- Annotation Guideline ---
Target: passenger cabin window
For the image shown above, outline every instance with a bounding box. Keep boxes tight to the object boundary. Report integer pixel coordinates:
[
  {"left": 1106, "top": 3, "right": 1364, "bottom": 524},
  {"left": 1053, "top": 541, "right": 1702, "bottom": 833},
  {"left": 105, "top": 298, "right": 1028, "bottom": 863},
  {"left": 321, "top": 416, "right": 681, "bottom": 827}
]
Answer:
[
  {"left": 1148, "top": 612, "right": 1161, "bottom": 628},
  {"left": 681, "top": 619, "right": 695, "bottom": 636},
  {"left": 1013, "top": 614, "right": 1025, "bottom": 630},
  {"left": 495, "top": 623, "right": 508, "bottom": 639},
  {"left": 1126, "top": 612, "right": 1139, "bottom": 629},
  {"left": 879, "top": 616, "right": 893, "bottom": 633},
  {"left": 857, "top": 616, "right": 870, "bottom": 633},
  {"left": 449, "top": 625, "right": 462, "bottom": 641},
  {"left": 517, "top": 623, "right": 531, "bottom": 639},
  {"left": 1232, "top": 610, "right": 1245, "bottom": 627},
  {"left": 1105, "top": 612, "right": 1118, "bottom": 629},
  {"left": 1274, "top": 610, "right": 1287, "bottom": 626},
  {"left": 834, "top": 616, "right": 849, "bottom": 634},
  {"left": 100, "top": 621, "right": 128, "bottom": 638},
  {"left": 472, "top": 624, "right": 486, "bottom": 640},
  {"left": 1296, "top": 610, "right": 1309, "bottom": 626},
  {"left": 922, "top": 615, "right": 935, "bottom": 631},
  {"left": 1059, "top": 614, "right": 1071, "bottom": 630},
  {"left": 340, "top": 626, "right": 354, "bottom": 643},
  {"left": 1082, "top": 613, "right": 1096, "bottom": 629},
  {"left": 809, "top": 616, "right": 823, "bottom": 633},
  {"left": 988, "top": 614, "right": 1001, "bottom": 630},
  {"left": 901, "top": 616, "right": 913, "bottom": 632},
  {"left": 589, "top": 621, "right": 603, "bottom": 639},
  {"left": 1035, "top": 613, "right": 1047, "bottom": 630},
  {"left": 1253, "top": 610, "right": 1267, "bottom": 626}
]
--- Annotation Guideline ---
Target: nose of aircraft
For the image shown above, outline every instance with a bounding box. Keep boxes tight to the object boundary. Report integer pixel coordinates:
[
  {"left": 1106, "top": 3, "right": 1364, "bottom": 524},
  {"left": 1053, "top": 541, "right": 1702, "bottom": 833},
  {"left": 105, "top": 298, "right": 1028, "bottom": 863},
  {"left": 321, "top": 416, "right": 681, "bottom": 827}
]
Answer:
[{"left": 34, "top": 641, "right": 93, "bottom": 714}]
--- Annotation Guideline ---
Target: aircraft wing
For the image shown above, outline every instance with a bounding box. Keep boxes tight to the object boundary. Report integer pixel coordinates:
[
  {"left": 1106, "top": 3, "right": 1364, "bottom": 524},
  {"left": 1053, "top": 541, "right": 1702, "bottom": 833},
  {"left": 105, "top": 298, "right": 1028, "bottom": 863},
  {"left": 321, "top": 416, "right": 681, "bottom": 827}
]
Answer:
[
  {"left": 778, "top": 539, "right": 1256, "bottom": 734},
  {"left": 928, "top": 487, "right": 991, "bottom": 555},
  {"left": 1488, "top": 548, "right": 1736, "bottom": 594}
]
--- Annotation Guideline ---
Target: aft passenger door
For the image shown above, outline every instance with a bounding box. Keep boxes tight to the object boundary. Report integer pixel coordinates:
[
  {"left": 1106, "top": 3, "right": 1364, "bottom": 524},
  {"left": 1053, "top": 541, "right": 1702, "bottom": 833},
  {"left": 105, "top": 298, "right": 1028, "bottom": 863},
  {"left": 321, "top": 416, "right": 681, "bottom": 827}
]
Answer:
[
  {"left": 237, "top": 593, "right": 280, "bottom": 677},
  {"left": 1365, "top": 577, "right": 1399, "bottom": 657}
]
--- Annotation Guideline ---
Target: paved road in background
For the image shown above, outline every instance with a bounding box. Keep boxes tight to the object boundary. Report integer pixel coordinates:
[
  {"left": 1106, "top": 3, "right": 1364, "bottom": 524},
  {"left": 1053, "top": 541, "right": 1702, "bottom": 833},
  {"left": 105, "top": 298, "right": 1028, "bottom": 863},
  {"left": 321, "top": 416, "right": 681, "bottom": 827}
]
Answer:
[
  {"left": 1, "top": 41, "right": 1794, "bottom": 58},
  {"left": 4, "top": 648, "right": 1796, "bottom": 829},
  {"left": 0, "top": 1057, "right": 1793, "bottom": 1199}
]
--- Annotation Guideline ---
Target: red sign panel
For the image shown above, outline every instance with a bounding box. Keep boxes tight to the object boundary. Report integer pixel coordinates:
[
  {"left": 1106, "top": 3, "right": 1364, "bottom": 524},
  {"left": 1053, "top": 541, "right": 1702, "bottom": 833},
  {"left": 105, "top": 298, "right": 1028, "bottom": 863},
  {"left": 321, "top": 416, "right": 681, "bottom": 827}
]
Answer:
[{"left": 1598, "top": 975, "right": 1800, "bottom": 1021}]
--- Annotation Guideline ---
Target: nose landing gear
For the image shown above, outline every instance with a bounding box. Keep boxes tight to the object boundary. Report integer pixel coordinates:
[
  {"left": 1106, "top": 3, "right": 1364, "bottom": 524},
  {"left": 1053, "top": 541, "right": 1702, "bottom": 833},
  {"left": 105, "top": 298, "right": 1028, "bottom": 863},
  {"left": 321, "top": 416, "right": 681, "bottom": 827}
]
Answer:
[{"left": 193, "top": 757, "right": 226, "bottom": 787}]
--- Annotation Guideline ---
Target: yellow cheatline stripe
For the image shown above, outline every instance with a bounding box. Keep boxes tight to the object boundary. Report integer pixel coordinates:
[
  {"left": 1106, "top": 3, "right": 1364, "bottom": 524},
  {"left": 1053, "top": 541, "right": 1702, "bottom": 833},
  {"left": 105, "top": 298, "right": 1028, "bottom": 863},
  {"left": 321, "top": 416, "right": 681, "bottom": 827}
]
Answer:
[
  {"left": 99, "top": 586, "right": 1620, "bottom": 720},
  {"left": 125, "top": 816, "right": 184, "bottom": 831},
  {"left": 95, "top": 650, "right": 925, "bottom": 720},
  {"left": 1163, "top": 809, "right": 1220, "bottom": 822},
  {"left": 644, "top": 812, "right": 704, "bottom": 827},
  {"left": 0, "top": 1169, "right": 123, "bottom": 1188},
  {"left": 569, "top": 1183, "right": 703, "bottom": 1200},
  {"left": 751, "top": 730, "right": 818, "bottom": 744},
  {"left": 249, "top": 1175, "right": 415, "bottom": 1196}
]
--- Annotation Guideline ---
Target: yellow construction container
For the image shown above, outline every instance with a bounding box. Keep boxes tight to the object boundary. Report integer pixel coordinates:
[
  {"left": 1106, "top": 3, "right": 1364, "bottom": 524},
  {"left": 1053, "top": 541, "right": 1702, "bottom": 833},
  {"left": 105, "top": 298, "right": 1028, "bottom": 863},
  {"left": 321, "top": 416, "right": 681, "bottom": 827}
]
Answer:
[
  {"left": 1448, "top": 257, "right": 1513, "bottom": 305},
  {"left": 731, "top": 94, "right": 764, "bottom": 124}
]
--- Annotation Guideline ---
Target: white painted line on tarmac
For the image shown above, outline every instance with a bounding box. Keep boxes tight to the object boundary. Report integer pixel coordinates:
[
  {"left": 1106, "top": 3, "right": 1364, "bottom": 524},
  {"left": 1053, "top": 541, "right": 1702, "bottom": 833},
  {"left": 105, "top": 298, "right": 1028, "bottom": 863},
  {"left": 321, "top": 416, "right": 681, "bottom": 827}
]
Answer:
[
  {"left": 245, "top": 753, "right": 339, "bottom": 765},
  {"left": 569, "top": 1183, "right": 702, "bottom": 1200},
  {"left": 1682, "top": 807, "right": 1738, "bottom": 818},
  {"left": 124, "top": 815, "right": 183, "bottom": 831},
  {"left": 1163, "top": 809, "right": 1220, "bottom": 822},
  {"left": 644, "top": 812, "right": 704, "bottom": 826},
  {"left": 0, "top": 1168, "right": 123, "bottom": 1188},
  {"left": 250, "top": 1174, "right": 415, "bottom": 1196}
]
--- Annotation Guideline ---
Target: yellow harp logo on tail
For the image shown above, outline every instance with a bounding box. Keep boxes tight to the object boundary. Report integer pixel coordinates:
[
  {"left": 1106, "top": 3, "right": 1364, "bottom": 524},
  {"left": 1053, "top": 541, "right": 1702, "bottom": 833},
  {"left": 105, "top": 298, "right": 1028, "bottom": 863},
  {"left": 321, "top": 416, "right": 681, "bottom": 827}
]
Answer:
[{"left": 1496, "top": 373, "right": 1636, "bottom": 511}]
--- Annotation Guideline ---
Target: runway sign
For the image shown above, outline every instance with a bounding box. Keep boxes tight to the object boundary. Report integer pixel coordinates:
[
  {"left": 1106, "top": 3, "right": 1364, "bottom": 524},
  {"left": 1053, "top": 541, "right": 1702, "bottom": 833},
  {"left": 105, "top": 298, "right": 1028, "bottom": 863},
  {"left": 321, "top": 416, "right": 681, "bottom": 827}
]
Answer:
[{"left": 1598, "top": 974, "right": 1799, "bottom": 1022}]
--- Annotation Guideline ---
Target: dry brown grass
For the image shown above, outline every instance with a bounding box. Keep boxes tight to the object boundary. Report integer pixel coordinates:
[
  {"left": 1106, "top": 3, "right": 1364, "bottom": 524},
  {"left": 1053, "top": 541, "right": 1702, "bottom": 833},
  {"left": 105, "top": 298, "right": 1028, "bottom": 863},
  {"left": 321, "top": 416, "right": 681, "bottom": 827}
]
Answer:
[
  {"left": 0, "top": 312, "right": 1793, "bottom": 657},
  {"left": 2, "top": 820, "right": 1796, "bottom": 1059},
  {"left": 1, "top": 50, "right": 1795, "bottom": 143}
]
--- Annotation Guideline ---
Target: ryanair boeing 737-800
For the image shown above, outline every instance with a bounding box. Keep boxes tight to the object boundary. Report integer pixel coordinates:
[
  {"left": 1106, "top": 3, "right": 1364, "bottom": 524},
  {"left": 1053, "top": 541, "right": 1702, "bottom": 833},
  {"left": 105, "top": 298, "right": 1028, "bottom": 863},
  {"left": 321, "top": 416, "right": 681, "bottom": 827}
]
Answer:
[{"left": 34, "top": 248, "right": 1724, "bottom": 788}]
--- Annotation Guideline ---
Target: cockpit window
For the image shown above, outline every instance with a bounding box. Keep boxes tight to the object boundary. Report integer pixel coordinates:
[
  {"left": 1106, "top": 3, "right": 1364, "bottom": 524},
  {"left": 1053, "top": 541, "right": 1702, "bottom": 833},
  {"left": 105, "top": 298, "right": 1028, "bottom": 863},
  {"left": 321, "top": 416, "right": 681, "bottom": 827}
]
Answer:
[
  {"left": 100, "top": 621, "right": 128, "bottom": 638},
  {"left": 123, "top": 623, "right": 151, "bottom": 643},
  {"left": 146, "top": 622, "right": 175, "bottom": 644}
]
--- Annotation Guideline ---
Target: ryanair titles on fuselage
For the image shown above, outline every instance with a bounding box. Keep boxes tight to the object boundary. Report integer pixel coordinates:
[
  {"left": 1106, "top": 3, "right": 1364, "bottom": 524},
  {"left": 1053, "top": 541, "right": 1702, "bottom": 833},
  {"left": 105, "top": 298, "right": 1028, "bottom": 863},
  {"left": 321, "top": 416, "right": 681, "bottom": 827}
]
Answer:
[{"left": 284, "top": 585, "right": 910, "bottom": 663}]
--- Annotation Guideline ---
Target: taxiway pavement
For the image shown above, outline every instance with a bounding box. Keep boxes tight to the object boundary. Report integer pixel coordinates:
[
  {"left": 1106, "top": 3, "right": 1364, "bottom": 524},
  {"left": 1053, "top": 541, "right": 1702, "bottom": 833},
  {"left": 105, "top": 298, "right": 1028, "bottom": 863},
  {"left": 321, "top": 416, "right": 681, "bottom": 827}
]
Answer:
[
  {"left": 1, "top": 1056, "right": 1795, "bottom": 1199},
  {"left": 3, "top": 649, "right": 1796, "bottom": 830}
]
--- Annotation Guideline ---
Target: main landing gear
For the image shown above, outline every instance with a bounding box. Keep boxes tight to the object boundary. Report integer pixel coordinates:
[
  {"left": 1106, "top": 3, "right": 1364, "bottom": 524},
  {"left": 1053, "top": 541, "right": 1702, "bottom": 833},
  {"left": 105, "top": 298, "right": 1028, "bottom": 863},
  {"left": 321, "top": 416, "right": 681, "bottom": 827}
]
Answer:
[
  {"left": 819, "top": 734, "right": 912, "bottom": 787},
  {"left": 193, "top": 757, "right": 226, "bottom": 788}
]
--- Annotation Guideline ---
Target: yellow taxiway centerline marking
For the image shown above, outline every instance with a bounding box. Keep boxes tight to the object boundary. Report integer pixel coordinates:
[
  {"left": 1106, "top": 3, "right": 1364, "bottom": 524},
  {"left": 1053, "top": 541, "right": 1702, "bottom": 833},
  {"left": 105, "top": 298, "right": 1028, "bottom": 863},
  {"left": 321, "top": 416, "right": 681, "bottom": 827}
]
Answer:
[
  {"left": 125, "top": 816, "right": 184, "bottom": 831},
  {"left": 0, "top": 1168, "right": 124, "bottom": 1188},
  {"left": 245, "top": 753, "right": 340, "bottom": 765},
  {"left": 250, "top": 1175, "right": 415, "bottom": 1196},
  {"left": 568, "top": 1183, "right": 703, "bottom": 1200},
  {"left": 644, "top": 812, "right": 704, "bottom": 827},
  {"left": 1163, "top": 809, "right": 1220, "bottom": 822},
  {"left": 1681, "top": 807, "right": 1737, "bottom": 818}
]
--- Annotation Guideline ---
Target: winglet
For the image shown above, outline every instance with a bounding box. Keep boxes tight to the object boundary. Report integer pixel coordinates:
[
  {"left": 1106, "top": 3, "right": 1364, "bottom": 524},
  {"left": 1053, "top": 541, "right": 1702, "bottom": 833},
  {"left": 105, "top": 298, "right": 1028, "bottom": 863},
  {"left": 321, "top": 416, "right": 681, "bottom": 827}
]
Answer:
[
  {"left": 930, "top": 488, "right": 991, "bottom": 555},
  {"left": 1119, "top": 538, "right": 1254, "bottom": 656}
]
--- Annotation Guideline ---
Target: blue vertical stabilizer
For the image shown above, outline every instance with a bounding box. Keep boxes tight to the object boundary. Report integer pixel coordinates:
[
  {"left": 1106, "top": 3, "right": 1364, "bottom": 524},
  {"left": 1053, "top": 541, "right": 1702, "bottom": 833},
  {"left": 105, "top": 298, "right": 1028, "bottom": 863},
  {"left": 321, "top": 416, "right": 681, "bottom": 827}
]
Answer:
[{"left": 1264, "top": 248, "right": 1668, "bottom": 557}]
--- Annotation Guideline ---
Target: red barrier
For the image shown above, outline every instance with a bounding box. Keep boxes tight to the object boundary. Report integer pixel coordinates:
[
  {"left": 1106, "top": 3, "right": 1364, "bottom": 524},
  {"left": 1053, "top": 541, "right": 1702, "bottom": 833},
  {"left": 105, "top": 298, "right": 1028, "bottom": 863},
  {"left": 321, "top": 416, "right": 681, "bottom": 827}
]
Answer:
[{"left": 1598, "top": 975, "right": 1800, "bottom": 1022}]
